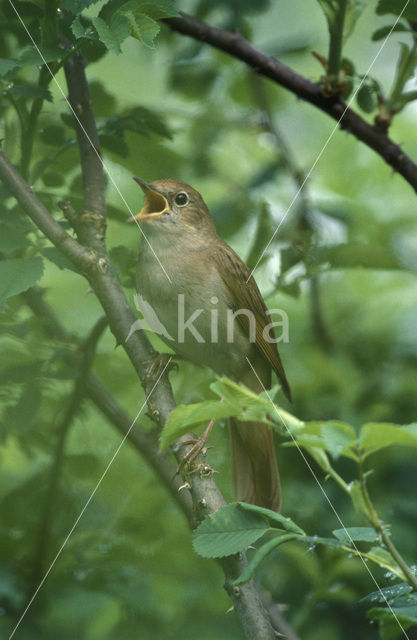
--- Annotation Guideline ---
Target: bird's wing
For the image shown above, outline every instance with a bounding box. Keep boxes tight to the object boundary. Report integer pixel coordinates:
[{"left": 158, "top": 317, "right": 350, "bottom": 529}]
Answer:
[{"left": 211, "top": 240, "right": 291, "bottom": 401}]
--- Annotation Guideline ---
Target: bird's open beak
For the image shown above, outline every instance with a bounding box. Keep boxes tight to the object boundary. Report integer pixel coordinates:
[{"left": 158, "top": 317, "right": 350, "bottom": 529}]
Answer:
[{"left": 129, "top": 177, "right": 169, "bottom": 223}]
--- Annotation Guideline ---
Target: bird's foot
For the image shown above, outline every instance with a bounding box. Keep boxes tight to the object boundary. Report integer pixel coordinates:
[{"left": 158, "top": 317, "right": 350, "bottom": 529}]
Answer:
[{"left": 175, "top": 417, "right": 216, "bottom": 476}]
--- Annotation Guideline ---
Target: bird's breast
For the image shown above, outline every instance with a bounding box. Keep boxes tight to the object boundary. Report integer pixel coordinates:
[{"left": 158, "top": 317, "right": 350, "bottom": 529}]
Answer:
[{"left": 135, "top": 242, "right": 252, "bottom": 378}]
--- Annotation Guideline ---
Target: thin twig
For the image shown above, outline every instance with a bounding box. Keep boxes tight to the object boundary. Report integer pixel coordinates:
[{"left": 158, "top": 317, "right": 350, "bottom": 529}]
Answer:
[{"left": 165, "top": 11, "right": 417, "bottom": 194}]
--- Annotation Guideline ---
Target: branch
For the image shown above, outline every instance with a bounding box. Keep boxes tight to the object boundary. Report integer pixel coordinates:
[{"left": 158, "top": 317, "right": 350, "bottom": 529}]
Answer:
[
  {"left": 21, "top": 289, "right": 276, "bottom": 639},
  {"left": 22, "top": 287, "right": 194, "bottom": 524},
  {"left": 63, "top": 54, "right": 106, "bottom": 222},
  {"left": 28, "top": 315, "right": 107, "bottom": 594},
  {"left": 165, "top": 12, "right": 417, "bottom": 194},
  {"left": 0, "top": 114, "right": 277, "bottom": 640}
]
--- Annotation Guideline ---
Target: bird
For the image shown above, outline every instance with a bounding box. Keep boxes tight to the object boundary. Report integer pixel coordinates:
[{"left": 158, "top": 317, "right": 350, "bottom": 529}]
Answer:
[{"left": 131, "top": 178, "right": 291, "bottom": 512}]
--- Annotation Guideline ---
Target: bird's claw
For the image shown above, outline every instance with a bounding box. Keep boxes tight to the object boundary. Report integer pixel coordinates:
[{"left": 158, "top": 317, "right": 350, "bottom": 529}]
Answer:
[{"left": 175, "top": 416, "right": 217, "bottom": 477}]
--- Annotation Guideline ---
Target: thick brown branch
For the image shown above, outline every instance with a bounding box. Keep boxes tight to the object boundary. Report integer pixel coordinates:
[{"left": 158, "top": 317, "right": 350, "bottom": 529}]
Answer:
[{"left": 165, "top": 12, "right": 417, "bottom": 194}]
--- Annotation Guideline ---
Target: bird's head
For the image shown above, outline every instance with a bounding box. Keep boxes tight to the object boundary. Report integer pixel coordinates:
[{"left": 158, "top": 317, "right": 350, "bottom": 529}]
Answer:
[{"left": 130, "top": 178, "right": 216, "bottom": 239}]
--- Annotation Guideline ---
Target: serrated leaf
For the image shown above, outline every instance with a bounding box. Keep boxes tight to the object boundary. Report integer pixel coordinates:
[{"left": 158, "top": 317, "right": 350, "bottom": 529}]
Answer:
[
  {"left": 192, "top": 502, "right": 269, "bottom": 558},
  {"left": 135, "top": 0, "right": 179, "bottom": 19},
  {"left": 71, "top": 16, "right": 96, "bottom": 40},
  {"left": 359, "top": 422, "right": 417, "bottom": 458},
  {"left": 159, "top": 399, "right": 237, "bottom": 450},
  {"left": 332, "top": 527, "right": 379, "bottom": 544},
  {"left": 92, "top": 15, "right": 130, "bottom": 54},
  {"left": 0, "top": 257, "right": 44, "bottom": 310},
  {"left": 0, "top": 58, "right": 20, "bottom": 76},
  {"left": 234, "top": 533, "right": 300, "bottom": 585},
  {"left": 8, "top": 84, "right": 52, "bottom": 102},
  {"left": 125, "top": 11, "right": 160, "bottom": 48}
]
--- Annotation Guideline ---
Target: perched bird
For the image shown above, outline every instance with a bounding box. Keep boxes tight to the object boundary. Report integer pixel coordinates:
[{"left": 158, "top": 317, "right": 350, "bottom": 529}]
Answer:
[{"left": 132, "top": 178, "right": 291, "bottom": 512}]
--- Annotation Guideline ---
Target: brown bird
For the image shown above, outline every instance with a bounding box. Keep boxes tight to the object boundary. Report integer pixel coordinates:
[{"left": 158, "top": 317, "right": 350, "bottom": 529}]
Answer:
[{"left": 132, "top": 178, "right": 291, "bottom": 512}]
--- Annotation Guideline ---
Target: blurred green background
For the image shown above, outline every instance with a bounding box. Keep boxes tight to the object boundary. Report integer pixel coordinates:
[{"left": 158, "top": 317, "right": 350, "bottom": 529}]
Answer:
[{"left": 1, "top": 0, "right": 417, "bottom": 638}]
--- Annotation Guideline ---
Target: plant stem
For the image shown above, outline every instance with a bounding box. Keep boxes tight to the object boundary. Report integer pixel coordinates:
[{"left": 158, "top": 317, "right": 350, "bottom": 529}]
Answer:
[
  {"left": 358, "top": 457, "right": 417, "bottom": 589},
  {"left": 327, "top": 0, "right": 348, "bottom": 80}
]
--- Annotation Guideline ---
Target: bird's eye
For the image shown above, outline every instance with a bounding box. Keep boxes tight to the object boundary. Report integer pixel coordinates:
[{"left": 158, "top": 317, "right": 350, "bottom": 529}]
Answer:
[{"left": 174, "top": 192, "right": 188, "bottom": 206}]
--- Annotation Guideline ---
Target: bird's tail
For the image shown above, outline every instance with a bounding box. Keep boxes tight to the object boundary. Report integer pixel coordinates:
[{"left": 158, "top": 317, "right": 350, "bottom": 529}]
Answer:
[{"left": 229, "top": 417, "right": 281, "bottom": 512}]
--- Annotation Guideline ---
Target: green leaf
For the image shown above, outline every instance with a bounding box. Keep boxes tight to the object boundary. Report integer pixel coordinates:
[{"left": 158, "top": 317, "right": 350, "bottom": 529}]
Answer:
[
  {"left": 372, "top": 23, "right": 408, "bottom": 41},
  {"left": 18, "top": 45, "right": 63, "bottom": 66},
  {"left": 61, "top": 0, "right": 100, "bottom": 13},
  {"left": 8, "top": 84, "right": 52, "bottom": 102},
  {"left": 237, "top": 502, "right": 306, "bottom": 535},
  {"left": 368, "top": 602, "right": 417, "bottom": 640},
  {"left": 361, "top": 583, "right": 412, "bottom": 604},
  {"left": 124, "top": 11, "right": 160, "bottom": 48},
  {"left": 71, "top": 16, "right": 97, "bottom": 40},
  {"left": 361, "top": 547, "right": 406, "bottom": 581},
  {"left": 0, "top": 257, "right": 44, "bottom": 310},
  {"left": 356, "top": 84, "right": 377, "bottom": 113},
  {"left": 0, "top": 226, "right": 31, "bottom": 253},
  {"left": 376, "top": 0, "right": 417, "bottom": 21},
  {"left": 234, "top": 533, "right": 300, "bottom": 585},
  {"left": 92, "top": 15, "right": 130, "bottom": 54},
  {"left": 359, "top": 422, "right": 417, "bottom": 458},
  {"left": 210, "top": 378, "right": 302, "bottom": 431},
  {"left": 332, "top": 527, "right": 379, "bottom": 544},
  {"left": 135, "top": 0, "right": 179, "bottom": 19},
  {"left": 0, "top": 58, "right": 20, "bottom": 76},
  {"left": 102, "top": 106, "right": 172, "bottom": 140},
  {"left": 192, "top": 502, "right": 269, "bottom": 558},
  {"left": 159, "top": 399, "right": 237, "bottom": 450}
]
